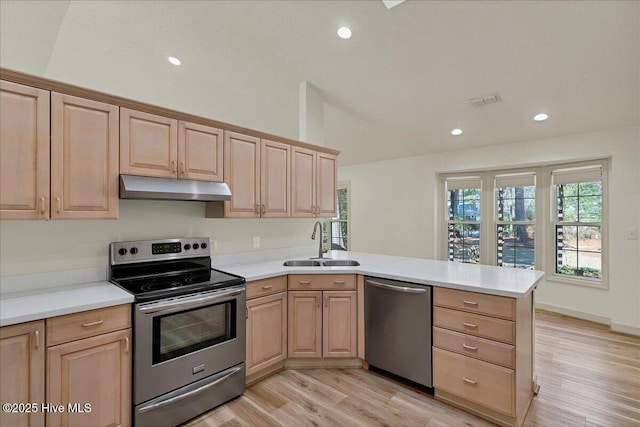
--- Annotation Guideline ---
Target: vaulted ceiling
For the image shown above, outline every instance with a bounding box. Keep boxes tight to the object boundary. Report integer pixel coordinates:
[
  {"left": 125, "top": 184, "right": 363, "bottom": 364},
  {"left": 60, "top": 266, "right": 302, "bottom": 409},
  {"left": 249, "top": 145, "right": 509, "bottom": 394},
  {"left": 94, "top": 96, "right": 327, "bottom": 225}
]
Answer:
[{"left": 1, "top": 1, "right": 638, "bottom": 165}]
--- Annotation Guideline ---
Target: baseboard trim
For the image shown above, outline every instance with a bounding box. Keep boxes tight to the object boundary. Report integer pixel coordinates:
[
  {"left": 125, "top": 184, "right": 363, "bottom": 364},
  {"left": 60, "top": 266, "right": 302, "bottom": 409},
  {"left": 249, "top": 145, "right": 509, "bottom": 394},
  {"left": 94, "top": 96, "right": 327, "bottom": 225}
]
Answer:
[
  {"left": 535, "top": 303, "right": 640, "bottom": 336},
  {"left": 611, "top": 322, "right": 640, "bottom": 336}
]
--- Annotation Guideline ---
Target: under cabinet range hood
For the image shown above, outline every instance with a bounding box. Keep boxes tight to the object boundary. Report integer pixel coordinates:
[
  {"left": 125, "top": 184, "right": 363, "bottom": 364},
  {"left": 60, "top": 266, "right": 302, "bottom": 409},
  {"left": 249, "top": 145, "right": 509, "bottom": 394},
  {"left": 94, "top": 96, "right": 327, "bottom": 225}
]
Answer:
[{"left": 119, "top": 174, "right": 232, "bottom": 202}]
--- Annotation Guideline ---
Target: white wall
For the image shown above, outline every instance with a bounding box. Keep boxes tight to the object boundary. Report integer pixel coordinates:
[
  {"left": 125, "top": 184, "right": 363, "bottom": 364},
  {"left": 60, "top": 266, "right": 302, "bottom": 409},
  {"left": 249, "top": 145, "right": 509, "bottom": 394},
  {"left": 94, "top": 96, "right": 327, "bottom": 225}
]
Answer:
[
  {"left": 0, "top": 201, "right": 319, "bottom": 277},
  {"left": 339, "top": 126, "right": 640, "bottom": 332}
]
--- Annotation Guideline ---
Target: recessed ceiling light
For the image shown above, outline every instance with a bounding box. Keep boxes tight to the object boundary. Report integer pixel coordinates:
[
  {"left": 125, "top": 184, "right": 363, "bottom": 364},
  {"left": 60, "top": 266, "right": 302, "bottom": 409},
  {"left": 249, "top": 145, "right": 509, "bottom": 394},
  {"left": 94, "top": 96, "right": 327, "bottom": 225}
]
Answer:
[
  {"left": 451, "top": 128, "right": 463, "bottom": 136},
  {"left": 168, "top": 56, "right": 181, "bottom": 66},
  {"left": 337, "top": 27, "right": 352, "bottom": 39},
  {"left": 533, "top": 113, "right": 548, "bottom": 122}
]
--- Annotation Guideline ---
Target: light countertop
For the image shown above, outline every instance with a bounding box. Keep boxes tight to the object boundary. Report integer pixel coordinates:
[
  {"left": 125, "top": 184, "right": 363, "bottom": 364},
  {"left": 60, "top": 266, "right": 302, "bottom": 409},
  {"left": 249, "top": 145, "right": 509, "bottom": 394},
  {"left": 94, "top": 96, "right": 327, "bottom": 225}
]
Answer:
[
  {"left": 0, "top": 276, "right": 133, "bottom": 327},
  {"left": 0, "top": 250, "right": 543, "bottom": 328},
  {"left": 221, "top": 250, "right": 544, "bottom": 298}
]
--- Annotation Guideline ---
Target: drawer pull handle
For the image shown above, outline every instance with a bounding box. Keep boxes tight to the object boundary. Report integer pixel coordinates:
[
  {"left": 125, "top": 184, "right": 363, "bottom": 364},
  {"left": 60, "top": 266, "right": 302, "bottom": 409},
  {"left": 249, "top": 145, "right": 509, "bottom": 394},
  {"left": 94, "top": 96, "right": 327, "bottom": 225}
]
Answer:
[
  {"left": 82, "top": 320, "right": 104, "bottom": 327},
  {"left": 56, "top": 197, "right": 61, "bottom": 213},
  {"left": 463, "top": 300, "right": 478, "bottom": 306},
  {"left": 33, "top": 330, "right": 40, "bottom": 349},
  {"left": 180, "top": 161, "right": 185, "bottom": 175},
  {"left": 316, "top": 296, "right": 320, "bottom": 308},
  {"left": 333, "top": 280, "right": 346, "bottom": 284},
  {"left": 463, "top": 322, "right": 478, "bottom": 329},
  {"left": 261, "top": 285, "right": 273, "bottom": 290},
  {"left": 299, "top": 281, "right": 311, "bottom": 285},
  {"left": 124, "top": 337, "right": 130, "bottom": 354},
  {"left": 40, "top": 197, "right": 46, "bottom": 214},
  {"left": 463, "top": 377, "right": 478, "bottom": 385},
  {"left": 462, "top": 343, "right": 478, "bottom": 351},
  {"left": 171, "top": 160, "right": 176, "bottom": 174},
  {"left": 261, "top": 204, "right": 266, "bottom": 215}
]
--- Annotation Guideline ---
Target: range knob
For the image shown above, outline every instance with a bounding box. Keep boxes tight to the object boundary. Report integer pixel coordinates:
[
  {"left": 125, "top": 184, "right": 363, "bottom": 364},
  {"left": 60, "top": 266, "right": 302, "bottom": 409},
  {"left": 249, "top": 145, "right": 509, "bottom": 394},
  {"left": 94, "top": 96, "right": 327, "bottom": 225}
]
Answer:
[
  {"left": 184, "top": 244, "right": 191, "bottom": 250},
  {"left": 118, "top": 248, "right": 127, "bottom": 256},
  {"left": 193, "top": 243, "right": 199, "bottom": 250},
  {"left": 201, "top": 242, "right": 208, "bottom": 249},
  {"left": 130, "top": 247, "right": 138, "bottom": 255}
]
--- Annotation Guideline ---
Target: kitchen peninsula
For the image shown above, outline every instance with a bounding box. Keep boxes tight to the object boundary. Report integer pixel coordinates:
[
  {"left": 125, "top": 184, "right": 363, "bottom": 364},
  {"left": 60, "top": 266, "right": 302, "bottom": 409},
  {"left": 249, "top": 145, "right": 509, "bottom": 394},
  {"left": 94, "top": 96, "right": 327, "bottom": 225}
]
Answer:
[{"left": 1, "top": 249, "right": 543, "bottom": 427}]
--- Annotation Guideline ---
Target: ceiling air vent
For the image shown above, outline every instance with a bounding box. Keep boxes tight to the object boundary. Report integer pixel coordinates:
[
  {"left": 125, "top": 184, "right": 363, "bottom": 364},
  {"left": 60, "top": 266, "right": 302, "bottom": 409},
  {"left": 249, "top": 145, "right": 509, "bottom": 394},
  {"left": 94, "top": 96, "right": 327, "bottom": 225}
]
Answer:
[{"left": 469, "top": 93, "right": 501, "bottom": 107}]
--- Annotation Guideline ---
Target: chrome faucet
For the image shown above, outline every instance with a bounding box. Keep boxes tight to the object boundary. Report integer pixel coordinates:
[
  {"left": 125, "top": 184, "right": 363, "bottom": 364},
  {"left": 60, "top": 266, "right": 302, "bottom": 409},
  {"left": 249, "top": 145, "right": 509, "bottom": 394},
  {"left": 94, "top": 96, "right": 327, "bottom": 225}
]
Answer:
[{"left": 311, "top": 221, "right": 324, "bottom": 259}]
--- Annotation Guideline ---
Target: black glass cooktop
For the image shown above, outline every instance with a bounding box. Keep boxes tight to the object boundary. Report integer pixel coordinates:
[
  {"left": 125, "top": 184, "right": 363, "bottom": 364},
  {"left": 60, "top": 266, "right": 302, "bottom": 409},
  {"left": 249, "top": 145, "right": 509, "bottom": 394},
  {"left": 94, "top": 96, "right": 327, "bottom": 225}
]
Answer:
[{"left": 111, "top": 260, "right": 245, "bottom": 302}]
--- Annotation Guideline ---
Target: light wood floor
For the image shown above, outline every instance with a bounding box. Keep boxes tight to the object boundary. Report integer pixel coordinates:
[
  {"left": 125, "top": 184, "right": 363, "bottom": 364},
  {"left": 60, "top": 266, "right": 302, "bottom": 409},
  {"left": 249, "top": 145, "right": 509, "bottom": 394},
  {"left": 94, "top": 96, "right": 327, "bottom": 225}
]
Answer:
[{"left": 185, "top": 310, "right": 640, "bottom": 427}]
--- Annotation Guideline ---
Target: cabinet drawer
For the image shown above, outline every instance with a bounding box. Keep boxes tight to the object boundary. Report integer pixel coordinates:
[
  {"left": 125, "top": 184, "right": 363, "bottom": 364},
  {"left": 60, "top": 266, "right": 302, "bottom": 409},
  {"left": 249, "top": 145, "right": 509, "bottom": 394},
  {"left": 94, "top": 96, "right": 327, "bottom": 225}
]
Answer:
[
  {"left": 247, "top": 276, "right": 287, "bottom": 299},
  {"left": 46, "top": 305, "right": 131, "bottom": 346},
  {"left": 433, "top": 327, "right": 515, "bottom": 369},
  {"left": 434, "top": 287, "right": 515, "bottom": 320},
  {"left": 433, "top": 348, "right": 514, "bottom": 416},
  {"left": 288, "top": 274, "right": 356, "bottom": 290},
  {"left": 434, "top": 306, "right": 515, "bottom": 344}
]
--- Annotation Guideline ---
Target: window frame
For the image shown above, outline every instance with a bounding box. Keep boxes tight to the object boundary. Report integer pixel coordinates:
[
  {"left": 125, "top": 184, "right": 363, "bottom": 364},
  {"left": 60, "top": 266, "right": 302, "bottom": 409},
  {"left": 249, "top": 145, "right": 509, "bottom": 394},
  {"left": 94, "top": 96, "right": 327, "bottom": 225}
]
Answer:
[
  {"left": 443, "top": 175, "right": 484, "bottom": 264},
  {"left": 438, "top": 159, "right": 608, "bottom": 289},
  {"left": 329, "top": 181, "right": 350, "bottom": 251},
  {"left": 546, "top": 160, "right": 608, "bottom": 289}
]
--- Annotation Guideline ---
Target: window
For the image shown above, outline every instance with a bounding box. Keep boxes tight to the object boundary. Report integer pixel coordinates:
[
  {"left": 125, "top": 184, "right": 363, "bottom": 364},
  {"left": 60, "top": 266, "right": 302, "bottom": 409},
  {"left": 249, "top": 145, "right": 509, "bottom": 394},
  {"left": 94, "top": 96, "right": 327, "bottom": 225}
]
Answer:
[
  {"left": 552, "top": 165, "right": 603, "bottom": 281},
  {"left": 445, "top": 177, "right": 482, "bottom": 263},
  {"left": 439, "top": 160, "right": 607, "bottom": 288},
  {"left": 495, "top": 173, "right": 536, "bottom": 269},
  {"left": 329, "top": 182, "right": 349, "bottom": 251}
]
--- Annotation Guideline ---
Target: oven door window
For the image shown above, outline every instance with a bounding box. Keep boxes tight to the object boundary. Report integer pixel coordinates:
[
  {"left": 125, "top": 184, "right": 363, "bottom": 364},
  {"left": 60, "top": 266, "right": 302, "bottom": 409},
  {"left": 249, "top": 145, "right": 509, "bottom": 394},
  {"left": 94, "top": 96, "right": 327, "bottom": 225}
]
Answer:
[{"left": 152, "top": 301, "right": 236, "bottom": 364}]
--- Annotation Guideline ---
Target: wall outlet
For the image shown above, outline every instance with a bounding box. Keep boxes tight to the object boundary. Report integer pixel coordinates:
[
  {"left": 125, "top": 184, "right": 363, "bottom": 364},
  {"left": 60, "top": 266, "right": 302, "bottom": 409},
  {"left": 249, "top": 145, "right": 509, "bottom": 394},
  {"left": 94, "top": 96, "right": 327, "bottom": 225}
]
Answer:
[
  {"left": 252, "top": 236, "right": 260, "bottom": 249},
  {"left": 626, "top": 228, "right": 638, "bottom": 240}
]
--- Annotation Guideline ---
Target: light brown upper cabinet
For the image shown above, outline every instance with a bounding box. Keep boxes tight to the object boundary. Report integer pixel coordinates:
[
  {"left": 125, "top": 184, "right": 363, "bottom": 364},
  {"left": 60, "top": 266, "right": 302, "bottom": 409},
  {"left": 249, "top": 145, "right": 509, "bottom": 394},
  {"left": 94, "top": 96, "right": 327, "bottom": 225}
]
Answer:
[
  {"left": 0, "top": 80, "right": 50, "bottom": 220},
  {"left": 0, "top": 81, "right": 119, "bottom": 220},
  {"left": 224, "top": 131, "right": 290, "bottom": 218},
  {"left": 51, "top": 93, "right": 119, "bottom": 219},
  {"left": 291, "top": 146, "right": 337, "bottom": 218},
  {"left": 120, "top": 108, "right": 224, "bottom": 182}
]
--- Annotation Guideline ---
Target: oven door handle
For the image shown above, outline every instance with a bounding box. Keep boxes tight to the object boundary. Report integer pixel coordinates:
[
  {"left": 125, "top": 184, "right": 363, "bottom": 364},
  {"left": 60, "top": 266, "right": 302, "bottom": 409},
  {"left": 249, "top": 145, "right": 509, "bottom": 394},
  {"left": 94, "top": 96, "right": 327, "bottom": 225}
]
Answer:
[
  {"left": 137, "top": 365, "right": 243, "bottom": 414},
  {"left": 138, "top": 287, "right": 244, "bottom": 314}
]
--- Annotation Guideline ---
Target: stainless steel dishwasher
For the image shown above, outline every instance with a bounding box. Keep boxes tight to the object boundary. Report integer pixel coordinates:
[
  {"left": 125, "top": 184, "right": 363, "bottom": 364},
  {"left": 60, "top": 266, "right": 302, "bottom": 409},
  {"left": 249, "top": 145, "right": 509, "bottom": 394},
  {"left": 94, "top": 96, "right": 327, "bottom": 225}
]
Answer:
[{"left": 364, "top": 276, "right": 432, "bottom": 388}]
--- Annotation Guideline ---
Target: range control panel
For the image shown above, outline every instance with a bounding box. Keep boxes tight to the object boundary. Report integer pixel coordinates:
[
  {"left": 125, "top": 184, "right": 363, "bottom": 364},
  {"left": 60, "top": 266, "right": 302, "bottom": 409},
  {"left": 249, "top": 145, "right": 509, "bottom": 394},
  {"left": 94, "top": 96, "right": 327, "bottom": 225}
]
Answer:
[{"left": 110, "top": 238, "right": 211, "bottom": 265}]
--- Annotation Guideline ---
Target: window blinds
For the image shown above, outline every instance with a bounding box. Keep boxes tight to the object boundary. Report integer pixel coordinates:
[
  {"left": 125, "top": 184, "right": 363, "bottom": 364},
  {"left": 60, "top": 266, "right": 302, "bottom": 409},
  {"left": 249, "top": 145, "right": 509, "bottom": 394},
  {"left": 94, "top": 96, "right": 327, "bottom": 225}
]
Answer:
[
  {"left": 445, "top": 176, "right": 482, "bottom": 191},
  {"left": 551, "top": 165, "right": 602, "bottom": 185},
  {"left": 494, "top": 172, "right": 536, "bottom": 189}
]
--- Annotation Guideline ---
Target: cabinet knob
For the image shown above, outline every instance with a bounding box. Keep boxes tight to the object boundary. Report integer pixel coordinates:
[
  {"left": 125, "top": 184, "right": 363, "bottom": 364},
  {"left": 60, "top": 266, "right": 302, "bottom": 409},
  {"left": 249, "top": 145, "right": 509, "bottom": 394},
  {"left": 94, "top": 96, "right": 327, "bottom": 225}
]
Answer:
[
  {"left": 171, "top": 160, "right": 176, "bottom": 174},
  {"left": 180, "top": 161, "right": 185, "bottom": 176}
]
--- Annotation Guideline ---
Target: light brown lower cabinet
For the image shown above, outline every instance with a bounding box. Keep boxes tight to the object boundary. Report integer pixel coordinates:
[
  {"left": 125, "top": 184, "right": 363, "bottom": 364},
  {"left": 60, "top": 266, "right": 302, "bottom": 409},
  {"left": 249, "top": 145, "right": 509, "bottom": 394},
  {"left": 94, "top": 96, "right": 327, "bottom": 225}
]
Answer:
[
  {"left": 246, "top": 291, "right": 287, "bottom": 376},
  {"left": 46, "top": 305, "right": 132, "bottom": 427},
  {"left": 0, "top": 320, "right": 45, "bottom": 427},
  {"left": 433, "top": 287, "right": 533, "bottom": 427},
  {"left": 288, "top": 290, "right": 357, "bottom": 358}
]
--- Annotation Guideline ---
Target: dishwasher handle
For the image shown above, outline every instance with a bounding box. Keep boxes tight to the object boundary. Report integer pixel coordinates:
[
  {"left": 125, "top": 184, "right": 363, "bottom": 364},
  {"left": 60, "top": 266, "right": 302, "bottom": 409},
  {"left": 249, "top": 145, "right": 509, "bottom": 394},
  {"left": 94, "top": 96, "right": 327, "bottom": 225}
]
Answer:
[{"left": 366, "top": 280, "right": 427, "bottom": 294}]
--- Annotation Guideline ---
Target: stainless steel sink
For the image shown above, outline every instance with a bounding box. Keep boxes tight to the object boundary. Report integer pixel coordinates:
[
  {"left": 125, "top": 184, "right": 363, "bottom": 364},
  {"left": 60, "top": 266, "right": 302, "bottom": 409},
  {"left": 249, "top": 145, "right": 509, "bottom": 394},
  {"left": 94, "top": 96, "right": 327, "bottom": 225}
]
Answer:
[
  {"left": 322, "top": 260, "right": 360, "bottom": 266},
  {"left": 282, "top": 260, "right": 322, "bottom": 267}
]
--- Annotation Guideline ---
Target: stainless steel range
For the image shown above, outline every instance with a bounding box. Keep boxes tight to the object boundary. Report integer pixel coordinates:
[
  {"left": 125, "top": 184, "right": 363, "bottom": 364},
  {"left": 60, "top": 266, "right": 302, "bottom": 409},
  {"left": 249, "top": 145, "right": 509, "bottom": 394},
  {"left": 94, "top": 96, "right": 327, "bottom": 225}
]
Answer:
[{"left": 109, "top": 238, "right": 246, "bottom": 427}]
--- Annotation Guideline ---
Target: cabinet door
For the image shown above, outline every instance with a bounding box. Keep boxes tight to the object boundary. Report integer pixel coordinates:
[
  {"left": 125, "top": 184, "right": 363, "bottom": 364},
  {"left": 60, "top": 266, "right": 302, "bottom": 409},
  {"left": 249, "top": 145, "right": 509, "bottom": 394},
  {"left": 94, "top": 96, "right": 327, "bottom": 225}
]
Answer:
[
  {"left": 261, "top": 139, "right": 290, "bottom": 217},
  {"left": 246, "top": 292, "right": 287, "bottom": 376},
  {"left": 316, "top": 152, "right": 337, "bottom": 217},
  {"left": 120, "top": 108, "right": 178, "bottom": 178},
  {"left": 0, "top": 321, "right": 45, "bottom": 427},
  {"left": 291, "top": 146, "right": 316, "bottom": 217},
  {"left": 323, "top": 291, "right": 357, "bottom": 358},
  {"left": 51, "top": 93, "right": 119, "bottom": 219},
  {"left": 47, "top": 329, "right": 131, "bottom": 427},
  {"left": 178, "top": 121, "right": 223, "bottom": 182},
  {"left": 224, "top": 131, "right": 260, "bottom": 217},
  {"left": 288, "top": 291, "right": 322, "bottom": 358},
  {"left": 0, "top": 81, "right": 50, "bottom": 220}
]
